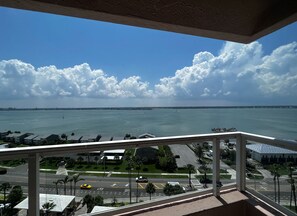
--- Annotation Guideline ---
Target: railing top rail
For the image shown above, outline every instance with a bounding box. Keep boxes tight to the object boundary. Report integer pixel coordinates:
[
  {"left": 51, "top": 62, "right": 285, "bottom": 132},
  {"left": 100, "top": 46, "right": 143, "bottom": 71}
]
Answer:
[
  {"left": 0, "top": 132, "right": 239, "bottom": 159},
  {"left": 1, "top": 131, "right": 296, "bottom": 159},
  {"left": 241, "top": 132, "right": 297, "bottom": 152}
]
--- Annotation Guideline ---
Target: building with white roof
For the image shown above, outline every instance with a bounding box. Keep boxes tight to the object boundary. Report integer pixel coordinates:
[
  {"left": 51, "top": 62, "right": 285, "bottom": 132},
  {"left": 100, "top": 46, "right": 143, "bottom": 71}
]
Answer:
[
  {"left": 246, "top": 143, "right": 297, "bottom": 163},
  {"left": 14, "top": 194, "right": 75, "bottom": 215}
]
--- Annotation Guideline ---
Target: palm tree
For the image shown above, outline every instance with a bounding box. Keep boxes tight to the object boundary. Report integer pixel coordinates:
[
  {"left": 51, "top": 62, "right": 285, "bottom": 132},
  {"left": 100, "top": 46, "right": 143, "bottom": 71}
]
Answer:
[
  {"left": 61, "top": 133, "right": 67, "bottom": 141},
  {"left": 53, "top": 180, "right": 62, "bottom": 194},
  {"left": 73, "top": 173, "right": 84, "bottom": 196},
  {"left": 146, "top": 183, "right": 156, "bottom": 200},
  {"left": 82, "top": 194, "right": 94, "bottom": 213},
  {"left": 0, "top": 182, "right": 11, "bottom": 204},
  {"left": 186, "top": 164, "right": 195, "bottom": 189},
  {"left": 126, "top": 155, "right": 134, "bottom": 204},
  {"left": 69, "top": 177, "right": 74, "bottom": 195},
  {"left": 195, "top": 146, "right": 204, "bottom": 162},
  {"left": 270, "top": 164, "right": 281, "bottom": 203},
  {"left": 94, "top": 156, "right": 99, "bottom": 165},
  {"left": 60, "top": 175, "right": 71, "bottom": 195},
  {"left": 200, "top": 160, "right": 209, "bottom": 188},
  {"left": 289, "top": 166, "right": 297, "bottom": 212},
  {"left": 114, "top": 154, "right": 120, "bottom": 164},
  {"left": 42, "top": 202, "right": 56, "bottom": 216},
  {"left": 77, "top": 156, "right": 84, "bottom": 165},
  {"left": 134, "top": 157, "right": 142, "bottom": 203}
]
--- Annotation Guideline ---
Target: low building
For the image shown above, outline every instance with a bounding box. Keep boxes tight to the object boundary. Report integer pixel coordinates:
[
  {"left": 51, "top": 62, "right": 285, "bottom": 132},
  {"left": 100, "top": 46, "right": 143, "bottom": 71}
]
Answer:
[
  {"left": 0, "top": 131, "right": 9, "bottom": 139},
  {"left": 80, "top": 134, "right": 101, "bottom": 143},
  {"left": 102, "top": 149, "right": 125, "bottom": 160},
  {"left": 34, "top": 134, "right": 60, "bottom": 145},
  {"left": 3, "top": 132, "right": 32, "bottom": 143},
  {"left": 0, "top": 144, "right": 9, "bottom": 149},
  {"left": 68, "top": 134, "right": 83, "bottom": 143},
  {"left": 14, "top": 194, "right": 75, "bottom": 216},
  {"left": 3, "top": 133, "right": 19, "bottom": 142},
  {"left": 15, "top": 133, "right": 33, "bottom": 144},
  {"left": 24, "top": 134, "right": 39, "bottom": 145},
  {"left": 138, "top": 133, "right": 156, "bottom": 138},
  {"left": 32, "top": 136, "right": 41, "bottom": 145},
  {"left": 246, "top": 143, "right": 297, "bottom": 164}
]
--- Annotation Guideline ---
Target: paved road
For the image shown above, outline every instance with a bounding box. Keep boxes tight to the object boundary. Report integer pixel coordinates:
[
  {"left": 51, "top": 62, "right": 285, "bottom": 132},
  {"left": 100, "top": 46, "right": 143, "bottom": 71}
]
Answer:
[{"left": 1, "top": 165, "right": 192, "bottom": 199}]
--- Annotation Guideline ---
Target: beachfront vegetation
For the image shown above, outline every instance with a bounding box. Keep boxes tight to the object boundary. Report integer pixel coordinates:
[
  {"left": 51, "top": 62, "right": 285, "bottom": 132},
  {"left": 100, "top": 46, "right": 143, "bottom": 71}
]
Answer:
[
  {"left": 221, "top": 149, "right": 236, "bottom": 167},
  {"left": 145, "top": 183, "right": 156, "bottom": 200},
  {"left": 163, "top": 183, "right": 184, "bottom": 196},
  {"left": 0, "top": 159, "right": 25, "bottom": 167},
  {"left": 82, "top": 194, "right": 104, "bottom": 213}
]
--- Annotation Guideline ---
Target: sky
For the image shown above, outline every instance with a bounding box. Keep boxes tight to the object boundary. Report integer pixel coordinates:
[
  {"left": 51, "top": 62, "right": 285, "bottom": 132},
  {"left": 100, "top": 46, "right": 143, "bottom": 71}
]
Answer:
[{"left": 0, "top": 7, "right": 297, "bottom": 108}]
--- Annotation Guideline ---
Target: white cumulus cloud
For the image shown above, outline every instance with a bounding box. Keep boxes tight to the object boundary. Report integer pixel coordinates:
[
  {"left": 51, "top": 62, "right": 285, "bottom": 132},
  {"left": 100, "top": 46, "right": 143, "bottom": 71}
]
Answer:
[
  {"left": 1, "top": 41, "right": 297, "bottom": 105},
  {"left": 0, "top": 60, "right": 152, "bottom": 99},
  {"left": 154, "top": 41, "right": 297, "bottom": 103}
]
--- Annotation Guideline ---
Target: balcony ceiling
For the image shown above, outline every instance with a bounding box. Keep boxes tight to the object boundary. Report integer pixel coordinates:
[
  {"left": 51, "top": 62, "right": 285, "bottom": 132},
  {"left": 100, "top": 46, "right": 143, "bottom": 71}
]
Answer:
[{"left": 0, "top": 0, "right": 297, "bottom": 43}]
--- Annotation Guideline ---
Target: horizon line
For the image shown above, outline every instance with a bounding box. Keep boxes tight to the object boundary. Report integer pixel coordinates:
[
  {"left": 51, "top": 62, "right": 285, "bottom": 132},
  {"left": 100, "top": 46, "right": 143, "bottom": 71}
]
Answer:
[{"left": 1, "top": 105, "right": 297, "bottom": 110}]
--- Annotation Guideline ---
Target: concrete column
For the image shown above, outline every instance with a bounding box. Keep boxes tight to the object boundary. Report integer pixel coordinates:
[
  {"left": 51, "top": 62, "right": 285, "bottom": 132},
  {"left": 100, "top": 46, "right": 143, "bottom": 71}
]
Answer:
[
  {"left": 28, "top": 153, "right": 40, "bottom": 216},
  {"left": 213, "top": 138, "right": 220, "bottom": 196},
  {"left": 236, "top": 135, "right": 246, "bottom": 191}
]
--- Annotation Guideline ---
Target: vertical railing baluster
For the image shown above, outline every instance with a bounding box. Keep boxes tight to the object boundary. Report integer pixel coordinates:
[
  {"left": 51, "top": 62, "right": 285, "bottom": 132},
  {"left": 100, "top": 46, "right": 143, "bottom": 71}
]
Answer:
[
  {"left": 213, "top": 138, "right": 220, "bottom": 196},
  {"left": 236, "top": 135, "right": 246, "bottom": 191},
  {"left": 28, "top": 153, "right": 40, "bottom": 216}
]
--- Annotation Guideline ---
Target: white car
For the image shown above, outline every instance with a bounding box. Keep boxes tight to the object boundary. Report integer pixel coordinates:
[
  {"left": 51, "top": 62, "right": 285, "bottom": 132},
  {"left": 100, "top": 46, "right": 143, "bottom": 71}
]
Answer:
[{"left": 136, "top": 176, "right": 148, "bottom": 183}]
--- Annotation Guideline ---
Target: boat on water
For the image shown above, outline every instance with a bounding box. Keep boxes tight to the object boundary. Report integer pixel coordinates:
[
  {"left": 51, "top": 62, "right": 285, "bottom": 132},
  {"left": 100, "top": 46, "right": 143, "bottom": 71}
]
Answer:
[{"left": 211, "top": 127, "right": 237, "bottom": 133}]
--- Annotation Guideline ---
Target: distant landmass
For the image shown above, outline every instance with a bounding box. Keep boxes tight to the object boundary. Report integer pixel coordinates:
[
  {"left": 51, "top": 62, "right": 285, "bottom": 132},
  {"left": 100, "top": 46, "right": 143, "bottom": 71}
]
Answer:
[{"left": 0, "top": 106, "right": 297, "bottom": 111}]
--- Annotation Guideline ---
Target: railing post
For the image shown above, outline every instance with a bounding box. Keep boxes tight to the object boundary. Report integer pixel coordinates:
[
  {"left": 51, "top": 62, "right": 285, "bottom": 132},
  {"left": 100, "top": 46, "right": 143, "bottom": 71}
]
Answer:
[
  {"left": 213, "top": 138, "right": 220, "bottom": 196},
  {"left": 236, "top": 134, "right": 246, "bottom": 191},
  {"left": 28, "top": 153, "right": 40, "bottom": 216}
]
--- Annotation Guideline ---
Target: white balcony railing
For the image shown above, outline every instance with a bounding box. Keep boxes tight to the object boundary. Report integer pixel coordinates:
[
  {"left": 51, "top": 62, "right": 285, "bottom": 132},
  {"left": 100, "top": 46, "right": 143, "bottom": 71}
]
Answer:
[{"left": 1, "top": 131, "right": 297, "bottom": 215}]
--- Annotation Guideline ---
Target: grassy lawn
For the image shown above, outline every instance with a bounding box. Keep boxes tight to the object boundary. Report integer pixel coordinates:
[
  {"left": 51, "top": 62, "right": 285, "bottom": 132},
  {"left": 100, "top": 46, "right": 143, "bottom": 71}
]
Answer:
[
  {"left": 284, "top": 205, "right": 297, "bottom": 213},
  {"left": 264, "top": 164, "right": 291, "bottom": 176},
  {"left": 0, "top": 159, "right": 25, "bottom": 167},
  {"left": 247, "top": 174, "right": 264, "bottom": 180},
  {"left": 39, "top": 147, "right": 191, "bottom": 176},
  {"left": 196, "top": 174, "right": 232, "bottom": 180},
  {"left": 111, "top": 173, "right": 187, "bottom": 179}
]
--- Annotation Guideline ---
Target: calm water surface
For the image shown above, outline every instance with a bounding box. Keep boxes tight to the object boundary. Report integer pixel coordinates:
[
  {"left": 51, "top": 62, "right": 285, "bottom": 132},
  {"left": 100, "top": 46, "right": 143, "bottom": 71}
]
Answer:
[{"left": 0, "top": 108, "right": 296, "bottom": 140}]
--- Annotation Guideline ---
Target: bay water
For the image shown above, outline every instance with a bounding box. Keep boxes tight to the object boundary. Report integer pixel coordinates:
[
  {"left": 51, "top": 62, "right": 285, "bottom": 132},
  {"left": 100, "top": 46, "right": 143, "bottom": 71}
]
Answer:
[{"left": 0, "top": 108, "right": 296, "bottom": 140}]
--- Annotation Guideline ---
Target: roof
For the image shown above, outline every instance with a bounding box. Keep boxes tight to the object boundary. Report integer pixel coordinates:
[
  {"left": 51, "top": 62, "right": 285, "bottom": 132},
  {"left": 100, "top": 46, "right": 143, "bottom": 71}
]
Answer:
[
  {"left": 14, "top": 194, "right": 75, "bottom": 213},
  {"left": 246, "top": 143, "right": 297, "bottom": 155},
  {"left": 139, "top": 133, "right": 156, "bottom": 138},
  {"left": 105, "top": 155, "right": 123, "bottom": 160},
  {"left": 68, "top": 135, "right": 82, "bottom": 140},
  {"left": 5, "top": 133, "right": 22, "bottom": 138},
  {"left": 104, "top": 149, "right": 125, "bottom": 154},
  {"left": 91, "top": 206, "right": 116, "bottom": 214},
  {"left": 24, "top": 134, "right": 38, "bottom": 140},
  {"left": 1, "top": 0, "right": 297, "bottom": 43},
  {"left": 99, "top": 137, "right": 112, "bottom": 142},
  {"left": 39, "top": 134, "right": 59, "bottom": 139}
]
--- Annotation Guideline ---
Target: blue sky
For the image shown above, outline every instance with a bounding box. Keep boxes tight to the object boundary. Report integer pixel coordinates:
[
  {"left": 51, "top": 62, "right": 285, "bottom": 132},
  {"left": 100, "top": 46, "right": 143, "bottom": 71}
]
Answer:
[{"left": 0, "top": 7, "right": 297, "bottom": 107}]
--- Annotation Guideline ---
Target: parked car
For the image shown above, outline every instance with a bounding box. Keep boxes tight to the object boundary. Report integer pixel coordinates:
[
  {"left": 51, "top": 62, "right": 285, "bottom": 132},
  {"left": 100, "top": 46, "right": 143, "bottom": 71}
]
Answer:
[
  {"left": 80, "top": 184, "right": 92, "bottom": 189},
  {"left": 136, "top": 176, "right": 148, "bottom": 183}
]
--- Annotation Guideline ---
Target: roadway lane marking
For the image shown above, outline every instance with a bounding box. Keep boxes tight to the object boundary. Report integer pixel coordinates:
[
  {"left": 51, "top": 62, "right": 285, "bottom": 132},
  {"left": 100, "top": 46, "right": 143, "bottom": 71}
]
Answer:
[{"left": 138, "top": 183, "right": 145, "bottom": 189}]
